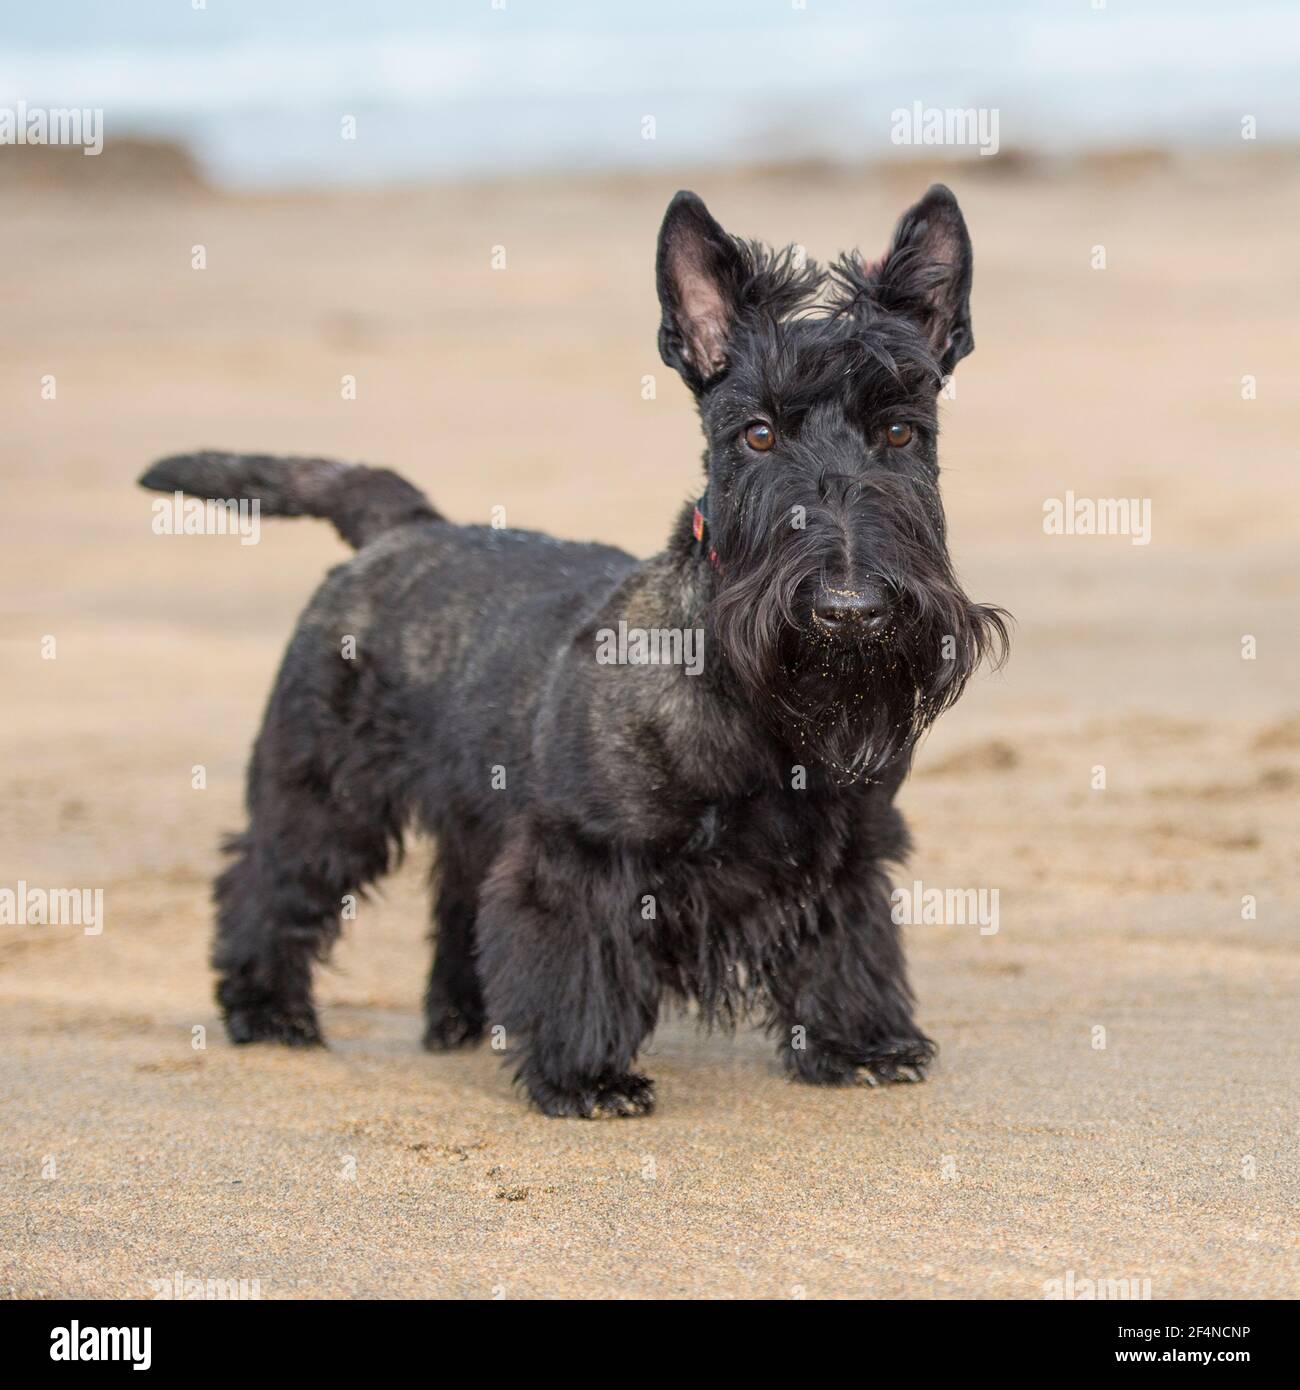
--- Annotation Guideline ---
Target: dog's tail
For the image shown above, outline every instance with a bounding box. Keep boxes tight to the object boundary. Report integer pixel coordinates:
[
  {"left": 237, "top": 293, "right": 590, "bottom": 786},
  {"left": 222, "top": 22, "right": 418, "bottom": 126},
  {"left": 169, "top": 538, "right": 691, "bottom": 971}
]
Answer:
[{"left": 137, "top": 450, "right": 441, "bottom": 549}]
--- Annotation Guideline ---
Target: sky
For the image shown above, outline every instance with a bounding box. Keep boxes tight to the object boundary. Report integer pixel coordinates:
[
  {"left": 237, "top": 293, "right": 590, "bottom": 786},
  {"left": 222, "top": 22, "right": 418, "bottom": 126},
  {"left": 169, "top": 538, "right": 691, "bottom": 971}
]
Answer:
[{"left": 2, "top": 0, "right": 1296, "bottom": 186}]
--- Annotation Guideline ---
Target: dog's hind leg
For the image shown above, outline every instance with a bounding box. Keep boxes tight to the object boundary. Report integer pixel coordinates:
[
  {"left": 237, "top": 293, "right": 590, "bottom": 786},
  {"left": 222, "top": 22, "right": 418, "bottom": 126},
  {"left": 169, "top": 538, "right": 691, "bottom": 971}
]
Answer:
[
  {"left": 214, "top": 802, "right": 395, "bottom": 1047},
  {"left": 422, "top": 819, "right": 490, "bottom": 1051},
  {"left": 475, "top": 824, "right": 661, "bottom": 1118},
  {"left": 769, "top": 866, "right": 935, "bottom": 1087},
  {"left": 213, "top": 664, "right": 403, "bottom": 1047}
]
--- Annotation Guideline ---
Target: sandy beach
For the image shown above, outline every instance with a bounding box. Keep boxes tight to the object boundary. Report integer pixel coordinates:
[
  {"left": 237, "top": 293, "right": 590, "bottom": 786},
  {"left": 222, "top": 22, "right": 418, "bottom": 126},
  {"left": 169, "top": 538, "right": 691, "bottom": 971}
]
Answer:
[{"left": 1, "top": 148, "right": 1297, "bottom": 1299}]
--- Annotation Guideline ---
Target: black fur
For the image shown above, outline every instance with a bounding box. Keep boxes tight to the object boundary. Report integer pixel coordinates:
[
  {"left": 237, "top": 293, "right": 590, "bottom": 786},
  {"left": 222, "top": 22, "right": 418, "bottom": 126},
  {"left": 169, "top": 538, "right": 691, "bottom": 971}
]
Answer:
[{"left": 140, "top": 186, "right": 1007, "bottom": 1118}]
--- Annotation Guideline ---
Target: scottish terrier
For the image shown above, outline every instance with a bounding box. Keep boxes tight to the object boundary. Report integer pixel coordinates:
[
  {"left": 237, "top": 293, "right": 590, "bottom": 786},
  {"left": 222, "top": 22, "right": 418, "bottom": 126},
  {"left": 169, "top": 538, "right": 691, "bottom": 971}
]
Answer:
[{"left": 140, "top": 185, "right": 1007, "bottom": 1117}]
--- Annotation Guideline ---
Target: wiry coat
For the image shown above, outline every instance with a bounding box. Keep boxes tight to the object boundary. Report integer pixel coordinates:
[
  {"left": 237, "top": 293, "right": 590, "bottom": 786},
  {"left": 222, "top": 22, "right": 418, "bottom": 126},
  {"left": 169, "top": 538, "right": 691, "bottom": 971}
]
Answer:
[{"left": 140, "top": 185, "right": 1006, "bottom": 1116}]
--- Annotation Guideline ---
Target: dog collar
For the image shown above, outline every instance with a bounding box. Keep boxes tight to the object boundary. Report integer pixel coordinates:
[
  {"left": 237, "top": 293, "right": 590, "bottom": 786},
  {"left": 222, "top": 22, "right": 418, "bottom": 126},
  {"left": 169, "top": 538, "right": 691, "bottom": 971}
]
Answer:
[{"left": 693, "top": 491, "right": 720, "bottom": 570}]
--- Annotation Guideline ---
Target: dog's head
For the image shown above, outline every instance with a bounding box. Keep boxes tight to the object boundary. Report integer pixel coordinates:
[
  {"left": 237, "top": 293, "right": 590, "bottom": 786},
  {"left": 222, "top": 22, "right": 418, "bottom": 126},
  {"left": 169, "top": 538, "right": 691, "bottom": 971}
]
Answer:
[{"left": 656, "top": 187, "right": 1008, "bottom": 779}]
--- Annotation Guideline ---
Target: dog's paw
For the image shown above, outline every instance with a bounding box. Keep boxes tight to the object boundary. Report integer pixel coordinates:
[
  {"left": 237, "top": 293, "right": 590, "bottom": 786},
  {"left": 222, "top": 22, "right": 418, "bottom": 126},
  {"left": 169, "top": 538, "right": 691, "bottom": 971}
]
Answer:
[
  {"left": 422, "top": 1008, "right": 485, "bottom": 1052},
  {"left": 590, "top": 1073, "right": 656, "bottom": 1118},
  {"left": 530, "top": 1072, "right": 656, "bottom": 1119},
  {"left": 224, "top": 1003, "right": 324, "bottom": 1048},
  {"left": 854, "top": 1037, "right": 936, "bottom": 1087}
]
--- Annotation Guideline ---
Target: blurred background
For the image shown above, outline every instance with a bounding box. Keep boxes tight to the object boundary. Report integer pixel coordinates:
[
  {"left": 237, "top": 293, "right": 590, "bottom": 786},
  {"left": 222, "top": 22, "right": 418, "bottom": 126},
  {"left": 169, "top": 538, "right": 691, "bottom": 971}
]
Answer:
[
  {"left": 5, "top": 0, "right": 1300, "bottom": 186},
  {"left": 1, "top": 1, "right": 1297, "bottom": 1300}
]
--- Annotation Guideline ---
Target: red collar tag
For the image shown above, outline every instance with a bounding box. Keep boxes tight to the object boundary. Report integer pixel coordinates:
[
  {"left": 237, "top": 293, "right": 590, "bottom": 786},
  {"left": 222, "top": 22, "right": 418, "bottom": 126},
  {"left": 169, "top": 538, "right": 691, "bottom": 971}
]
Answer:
[{"left": 692, "top": 500, "right": 720, "bottom": 570}]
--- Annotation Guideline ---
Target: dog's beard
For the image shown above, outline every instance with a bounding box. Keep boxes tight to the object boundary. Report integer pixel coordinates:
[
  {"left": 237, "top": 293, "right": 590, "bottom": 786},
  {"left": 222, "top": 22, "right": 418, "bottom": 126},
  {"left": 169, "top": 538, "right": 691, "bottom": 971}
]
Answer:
[
  {"left": 781, "top": 635, "right": 934, "bottom": 781},
  {"left": 711, "top": 564, "right": 1008, "bottom": 783}
]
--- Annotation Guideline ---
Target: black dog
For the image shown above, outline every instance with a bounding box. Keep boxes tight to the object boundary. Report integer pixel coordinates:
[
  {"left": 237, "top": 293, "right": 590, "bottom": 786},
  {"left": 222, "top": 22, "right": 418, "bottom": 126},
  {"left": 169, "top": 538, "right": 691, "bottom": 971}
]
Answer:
[{"left": 140, "top": 186, "right": 1006, "bottom": 1117}]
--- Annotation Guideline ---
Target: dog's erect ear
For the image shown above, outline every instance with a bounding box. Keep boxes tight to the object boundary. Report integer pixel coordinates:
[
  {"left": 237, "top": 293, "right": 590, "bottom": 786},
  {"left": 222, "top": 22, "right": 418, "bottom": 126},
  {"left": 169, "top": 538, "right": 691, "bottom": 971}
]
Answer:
[
  {"left": 877, "top": 184, "right": 974, "bottom": 375},
  {"left": 656, "top": 191, "right": 749, "bottom": 392}
]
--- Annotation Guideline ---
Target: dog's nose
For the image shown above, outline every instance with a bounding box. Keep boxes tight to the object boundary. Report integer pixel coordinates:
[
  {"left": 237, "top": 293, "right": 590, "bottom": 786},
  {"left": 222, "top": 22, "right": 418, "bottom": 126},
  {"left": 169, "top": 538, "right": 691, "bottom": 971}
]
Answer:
[{"left": 813, "top": 584, "right": 891, "bottom": 636}]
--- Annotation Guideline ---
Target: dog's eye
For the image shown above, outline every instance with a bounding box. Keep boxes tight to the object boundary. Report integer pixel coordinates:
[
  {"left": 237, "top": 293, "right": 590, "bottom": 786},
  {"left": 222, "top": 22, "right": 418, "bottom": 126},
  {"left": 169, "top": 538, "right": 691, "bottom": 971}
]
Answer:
[
  {"left": 885, "top": 423, "right": 912, "bottom": 448},
  {"left": 743, "top": 422, "right": 775, "bottom": 452}
]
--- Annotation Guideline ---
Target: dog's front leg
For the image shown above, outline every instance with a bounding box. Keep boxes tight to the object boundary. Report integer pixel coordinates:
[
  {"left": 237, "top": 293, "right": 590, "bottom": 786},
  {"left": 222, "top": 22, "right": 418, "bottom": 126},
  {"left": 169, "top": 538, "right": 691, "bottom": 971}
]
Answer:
[
  {"left": 474, "top": 823, "right": 661, "bottom": 1117},
  {"left": 769, "top": 868, "right": 935, "bottom": 1087}
]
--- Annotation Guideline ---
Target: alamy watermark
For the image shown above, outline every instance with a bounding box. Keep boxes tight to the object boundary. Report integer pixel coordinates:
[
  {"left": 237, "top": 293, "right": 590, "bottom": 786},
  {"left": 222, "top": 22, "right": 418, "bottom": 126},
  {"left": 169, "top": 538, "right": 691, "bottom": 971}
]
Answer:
[
  {"left": 0, "top": 101, "right": 103, "bottom": 156},
  {"left": 595, "top": 620, "right": 704, "bottom": 676},
  {"left": 150, "top": 1270, "right": 262, "bottom": 1300},
  {"left": 1043, "top": 1269, "right": 1152, "bottom": 1300},
  {"left": 151, "top": 491, "right": 261, "bottom": 546},
  {"left": 891, "top": 102, "right": 1000, "bottom": 157},
  {"left": 50, "top": 1323, "right": 150, "bottom": 1370},
  {"left": 891, "top": 879, "right": 999, "bottom": 935},
  {"left": 1043, "top": 491, "right": 1151, "bottom": 545},
  {"left": 0, "top": 881, "right": 103, "bottom": 935}
]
